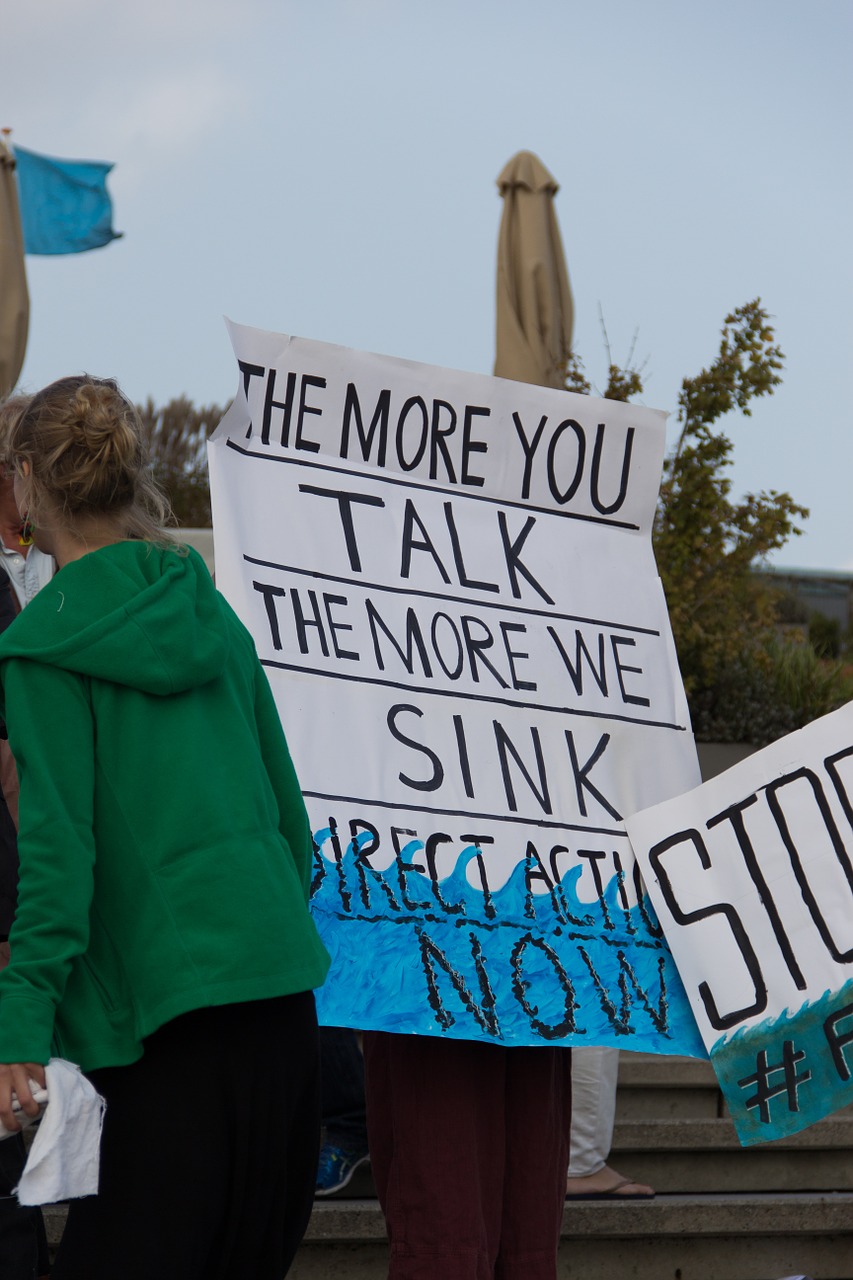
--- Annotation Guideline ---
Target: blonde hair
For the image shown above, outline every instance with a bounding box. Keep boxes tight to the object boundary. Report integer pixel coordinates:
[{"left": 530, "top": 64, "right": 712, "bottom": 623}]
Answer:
[
  {"left": 7, "top": 376, "right": 177, "bottom": 543},
  {"left": 0, "top": 394, "right": 33, "bottom": 457}
]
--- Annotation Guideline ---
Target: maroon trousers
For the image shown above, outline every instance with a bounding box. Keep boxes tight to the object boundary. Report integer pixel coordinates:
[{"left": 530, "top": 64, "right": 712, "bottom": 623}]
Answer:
[{"left": 363, "top": 1032, "right": 572, "bottom": 1280}]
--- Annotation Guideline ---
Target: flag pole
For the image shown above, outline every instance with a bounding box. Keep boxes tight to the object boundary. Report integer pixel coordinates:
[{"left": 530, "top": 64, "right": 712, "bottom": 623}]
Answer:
[{"left": 0, "top": 127, "right": 30, "bottom": 397}]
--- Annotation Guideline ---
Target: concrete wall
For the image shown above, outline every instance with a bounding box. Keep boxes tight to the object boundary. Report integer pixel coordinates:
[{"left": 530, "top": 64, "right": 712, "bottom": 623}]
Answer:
[
  {"left": 696, "top": 741, "right": 757, "bottom": 782},
  {"left": 179, "top": 527, "right": 215, "bottom": 575}
]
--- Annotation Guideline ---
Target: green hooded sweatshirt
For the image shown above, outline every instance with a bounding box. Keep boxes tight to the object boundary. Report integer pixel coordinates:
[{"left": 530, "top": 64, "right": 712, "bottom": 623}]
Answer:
[{"left": 0, "top": 540, "right": 329, "bottom": 1071}]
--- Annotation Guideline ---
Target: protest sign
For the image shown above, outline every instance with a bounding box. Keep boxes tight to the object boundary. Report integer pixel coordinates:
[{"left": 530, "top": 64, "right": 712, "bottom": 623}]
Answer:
[
  {"left": 208, "top": 320, "right": 705, "bottom": 1055},
  {"left": 627, "top": 701, "right": 853, "bottom": 1142}
]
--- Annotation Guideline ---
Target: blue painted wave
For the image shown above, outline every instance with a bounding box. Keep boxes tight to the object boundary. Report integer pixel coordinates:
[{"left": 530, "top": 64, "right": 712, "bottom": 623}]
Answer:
[
  {"left": 311, "top": 827, "right": 706, "bottom": 1056},
  {"left": 711, "top": 977, "right": 853, "bottom": 1145}
]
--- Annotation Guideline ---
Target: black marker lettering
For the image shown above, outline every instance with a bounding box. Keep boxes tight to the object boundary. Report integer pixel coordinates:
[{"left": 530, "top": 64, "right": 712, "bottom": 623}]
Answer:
[
  {"left": 295, "top": 374, "right": 325, "bottom": 452},
  {"left": 452, "top": 713, "right": 475, "bottom": 798},
  {"left": 493, "top": 720, "right": 552, "bottom": 814},
  {"left": 289, "top": 588, "right": 329, "bottom": 657},
  {"left": 649, "top": 828, "right": 768, "bottom": 1030},
  {"left": 444, "top": 503, "right": 499, "bottom": 593},
  {"left": 523, "top": 841, "right": 559, "bottom": 923},
  {"left": 327, "top": 816, "right": 352, "bottom": 913},
  {"left": 510, "top": 933, "right": 578, "bottom": 1039},
  {"left": 430, "top": 612, "right": 465, "bottom": 680},
  {"left": 498, "top": 512, "right": 554, "bottom": 604},
  {"left": 500, "top": 621, "right": 537, "bottom": 692},
  {"left": 824, "top": 1001, "right": 853, "bottom": 1082},
  {"left": 366, "top": 600, "right": 432, "bottom": 677},
  {"left": 340, "top": 383, "right": 391, "bottom": 467},
  {"left": 765, "top": 767, "right": 853, "bottom": 964},
  {"left": 461, "top": 833, "right": 497, "bottom": 920},
  {"left": 547, "top": 419, "right": 585, "bottom": 506},
  {"left": 577, "top": 848, "right": 614, "bottom": 930},
  {"left": 416, "top": 925, "right": 499, "bottom": 1035},
  {"left": 323, "top": 594, "right": 358, "bottom": 661},
  {"left": 548, "top": 627, "right": 608, "bottom": 697},
  {"left": 387, "top": 704, "right": 444, "bottom": 792},
  {"left": 590, "top": 422, "right": 634, "bottom": 514},
  {"left": 400, "top": 500, "right": 452, "bottom": 584},
  {"left": 391, "top": 826, "right": 430, "bottom": 912},
  {"left": 252, "top": 580, "right": 286, "bottom": 650},
  {"left": 461, "top": 616, "right": 509, "bottom": 688},
  {"left": 396, "top": 397, "right": 430, "bottom": 471},
  {"left": 564, "top": 732, "right": 621, "bottom": 821},
  {"left": 424, "top": 832, "right": 465, "bottom": 915},
  {"left": 348, "top": 819, "right": 400, "bottom": 912},
  {"left": 461, "top": 406, "right": 489, "bottom": 487},
  {"left": 298, "top": 485, "right": 385, "bottom": 574},
  {"left": 610, "top": 635, "right": 650, "bottom": 707},
  {"left": 429, "top": 400, "right": 457, "bottom": 483},
  {"left": 707, "top": 794, "right": 806, "bottom": 990},
  {"left": 511, "top": 412, "right": 548, "bottom": 500},
  {"left": 262, "top": 367, "right": 297, "bottom": 446},
  {"left": 549, "top": 845, "right": 592, "bottom": 927}
]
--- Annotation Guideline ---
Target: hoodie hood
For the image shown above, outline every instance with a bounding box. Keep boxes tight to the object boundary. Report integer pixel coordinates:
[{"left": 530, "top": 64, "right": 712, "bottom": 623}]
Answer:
[{"left": 0, "top": 541, "right": 230, "bottom": 695}]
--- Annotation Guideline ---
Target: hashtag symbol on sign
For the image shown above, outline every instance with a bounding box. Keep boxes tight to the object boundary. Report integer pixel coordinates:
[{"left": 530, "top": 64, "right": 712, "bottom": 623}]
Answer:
[{"left": 737, "top": 1040, "right": 812, "bottom": 1124}]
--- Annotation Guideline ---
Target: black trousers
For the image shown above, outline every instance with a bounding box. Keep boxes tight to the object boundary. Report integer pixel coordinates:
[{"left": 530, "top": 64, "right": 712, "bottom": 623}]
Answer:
[
  {"left": 0, "top": 1133, "right": 49, "bottom": 1279},
  {"left": 53, "top": 992, "right": 320, "bottom": 1280}
]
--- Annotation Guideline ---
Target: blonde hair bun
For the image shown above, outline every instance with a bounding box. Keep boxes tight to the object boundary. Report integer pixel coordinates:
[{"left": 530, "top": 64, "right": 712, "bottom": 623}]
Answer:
[{"left": 10, "top": 375, "right": 175, "bottom": 540}]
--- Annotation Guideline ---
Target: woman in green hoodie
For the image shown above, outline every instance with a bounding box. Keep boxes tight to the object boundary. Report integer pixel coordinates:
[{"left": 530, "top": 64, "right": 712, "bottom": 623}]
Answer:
[{"left": 0, "top": 376, "right": 331, "bottom": 1280}]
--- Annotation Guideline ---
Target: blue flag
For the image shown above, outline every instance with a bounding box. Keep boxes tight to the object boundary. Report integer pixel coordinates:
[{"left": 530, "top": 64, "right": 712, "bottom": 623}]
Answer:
[{"left": 14, "top": 145, "right": 122, "bottom": 256}]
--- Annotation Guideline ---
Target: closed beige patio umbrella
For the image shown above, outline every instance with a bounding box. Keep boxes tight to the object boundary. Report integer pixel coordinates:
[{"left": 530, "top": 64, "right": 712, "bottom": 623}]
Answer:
[
  {"left": 0, "top": 134, "right": 29, "bottom": 398},
  {"left": 494, "top": 150, "right": 573, "bottom": 389}
]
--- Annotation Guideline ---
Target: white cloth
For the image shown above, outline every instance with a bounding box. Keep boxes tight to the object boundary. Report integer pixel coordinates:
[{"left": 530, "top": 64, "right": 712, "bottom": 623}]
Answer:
[
  {"left": 15, "top": 1057, "right": 106, "bottom": 1205},
  {"left": 567, "top": 1045, "right": 619, "bottom": 1177}
]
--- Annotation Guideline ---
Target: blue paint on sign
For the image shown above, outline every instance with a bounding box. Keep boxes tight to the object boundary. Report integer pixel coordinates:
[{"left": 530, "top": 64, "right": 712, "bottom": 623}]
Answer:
[
  {"left": 312, "top": 826, "right": 706, "bottom": 1055},
  {"left": 711, "top": 978, "right": 853, "bottom": 1144}
]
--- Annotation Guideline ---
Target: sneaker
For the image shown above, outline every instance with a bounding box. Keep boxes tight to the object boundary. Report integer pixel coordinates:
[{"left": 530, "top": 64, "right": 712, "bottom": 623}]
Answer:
[{"left": 315, "top": 1139, "right": 370, "bottom": 1196}]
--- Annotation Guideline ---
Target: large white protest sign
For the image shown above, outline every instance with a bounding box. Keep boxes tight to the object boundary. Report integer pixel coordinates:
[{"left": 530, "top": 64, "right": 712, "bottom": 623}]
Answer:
[
  {"left": 208, "top": 320, "right": 705, "bottom": 1055},
  {"left": 627, "top": 702, "right": 853, "bottom": 1143}
]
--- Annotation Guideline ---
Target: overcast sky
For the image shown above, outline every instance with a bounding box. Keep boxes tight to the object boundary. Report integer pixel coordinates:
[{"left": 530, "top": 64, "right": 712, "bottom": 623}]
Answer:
[{"left": 4, "top": 0, "right": 851, "bottom": 569}]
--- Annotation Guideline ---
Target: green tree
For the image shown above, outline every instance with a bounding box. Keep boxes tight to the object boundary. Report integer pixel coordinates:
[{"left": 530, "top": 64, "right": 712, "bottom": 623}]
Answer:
[
  {"left": 568, "top": 300, "right": 849, "bottom": 743},
  {"left": 136, "top": 396, "right": 228, "bottom": 527},
  {"left": 653, "top": 300, "right": 806, "bottom": 707},
  {"left": 808, "top": 612, "right": 842, "bottom": 660}
]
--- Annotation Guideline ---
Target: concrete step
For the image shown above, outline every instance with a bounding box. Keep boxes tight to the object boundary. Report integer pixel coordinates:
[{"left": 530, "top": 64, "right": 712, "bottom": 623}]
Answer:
[
  {"left": 43, "top": 1192, "right": 853, "bottom": 1279},
  {"left": 616, "top": 1052, "right": 853, "bottom": 1125},
  {"left": 616, "top": 1051, "right": 724, "bottom": 1120},
  {"left": 551, "top": 1193, "right": 853, "bottom": 1280},
  {"left": 611, "top": 1116, "right": 853, "bottom": 1193},
  {"left": 617, "top": 1052, "right": 720, "bottom": 1088}
]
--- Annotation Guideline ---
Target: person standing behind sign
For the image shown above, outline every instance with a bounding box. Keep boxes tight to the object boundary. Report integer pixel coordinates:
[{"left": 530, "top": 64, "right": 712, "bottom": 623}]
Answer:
[
  {"left": 0, "top": 394, "right": 52, "bottom": 1280},
  {"left": 363, "top": 1027, "right": 572, "bottom": 1278},
  {"left": 0, "top": 398, "right": 54, "bottom": 610},
  {"left": 565, "top": 1047, "right": 654, "bottom": 1199},
  {"left": 0, "top": 375, "right": 331, "bottom": 1280},
  {"left": 0, "top": 395, "right": 56, "bottom": 831}
]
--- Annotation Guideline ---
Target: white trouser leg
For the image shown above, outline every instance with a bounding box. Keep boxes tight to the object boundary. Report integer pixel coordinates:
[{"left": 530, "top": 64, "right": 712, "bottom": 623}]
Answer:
[{"left": 567, "top": 1046, "right": 619, "bottom": 1177}]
